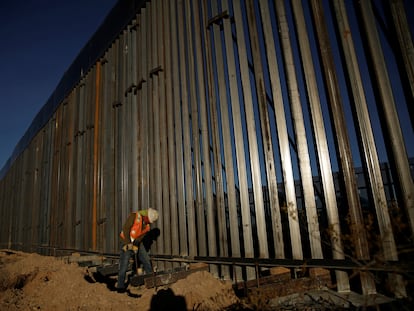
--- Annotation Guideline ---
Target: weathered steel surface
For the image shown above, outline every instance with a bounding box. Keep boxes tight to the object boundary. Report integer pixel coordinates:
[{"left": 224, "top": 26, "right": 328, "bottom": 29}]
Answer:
[
  {"left": 330, "top": 0, "right": 378, "bottom": 295},
  {"left": 208, "top": 0, "right": 237, "bottom": 280},
  {"left": 231, "top": 0, "right": 261, "bottom": 281},
  {"left": 168, "top": 0, "right": 186, "bottom": 260},
  {"left": 356, "top": 0, "right": 409, "bottom": 297},
  {"left": 233, "top": 0, "right": 267, "bottom": 263},
  {"left": 389, "top": 0, "right": 414, "bottom": 132}
]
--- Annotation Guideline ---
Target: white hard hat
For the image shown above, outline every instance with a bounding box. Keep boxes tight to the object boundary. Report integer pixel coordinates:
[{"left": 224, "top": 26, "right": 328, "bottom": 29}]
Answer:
[{"left": 148, "top": 208, "right": 159, "bottom": 223}]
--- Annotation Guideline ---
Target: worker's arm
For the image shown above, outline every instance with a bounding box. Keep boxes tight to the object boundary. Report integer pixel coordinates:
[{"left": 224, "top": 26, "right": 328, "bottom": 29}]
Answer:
[{"left": 120, "top": 213, "right": 136, "bottom": 244}]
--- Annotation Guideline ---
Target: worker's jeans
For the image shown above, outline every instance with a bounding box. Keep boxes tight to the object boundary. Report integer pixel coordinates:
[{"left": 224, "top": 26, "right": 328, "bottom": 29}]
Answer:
[
  {"left": 117, "top": 245, "right": 153, "bottom": 289},
  {"left": 138, "top": 245, "right": 153, "bottom": 274}
]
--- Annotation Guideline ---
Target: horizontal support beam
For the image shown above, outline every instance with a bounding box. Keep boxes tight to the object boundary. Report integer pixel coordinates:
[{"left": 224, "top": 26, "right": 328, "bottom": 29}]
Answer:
[
  {"left": 151, "top": 254, "right": 414, "bottom": 274},
  {"left": 26, "top": 245, "right": 414, "bottom": 274}
]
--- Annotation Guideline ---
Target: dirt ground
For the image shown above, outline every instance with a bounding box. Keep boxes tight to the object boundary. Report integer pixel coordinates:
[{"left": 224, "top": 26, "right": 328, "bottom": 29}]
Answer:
[
  {"left": 2, "top": 249, "right": 412, "bottom": 310},
  {"left": 0, "top": 249, "right": 241, "bottom": 311}
]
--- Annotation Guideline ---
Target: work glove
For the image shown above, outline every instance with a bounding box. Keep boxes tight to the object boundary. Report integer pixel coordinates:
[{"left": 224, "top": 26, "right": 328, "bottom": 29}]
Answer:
[
  {"left": 122, "top": 243, "right": 135, "bottom": 252},
  {"left": 122, "top": 243, "right": 139, "bottom": 253}
]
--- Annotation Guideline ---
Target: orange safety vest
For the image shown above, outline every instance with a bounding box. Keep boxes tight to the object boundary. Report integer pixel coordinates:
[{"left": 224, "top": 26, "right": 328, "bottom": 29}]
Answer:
[{"left": 120, "top": 212, "right": 150, "bottom": 241}]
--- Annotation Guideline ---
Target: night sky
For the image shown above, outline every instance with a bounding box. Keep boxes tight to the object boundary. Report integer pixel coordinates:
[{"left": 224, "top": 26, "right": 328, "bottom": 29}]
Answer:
[{"left": 0, "top": 0, "right": 118, "bottom": 171}]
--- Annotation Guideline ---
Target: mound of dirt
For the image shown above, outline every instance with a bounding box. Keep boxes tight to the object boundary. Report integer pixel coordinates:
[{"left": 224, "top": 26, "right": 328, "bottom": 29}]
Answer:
[
  {"left": 0, "top": 249, "right": 240, "bottom": 310},
  {"left": 170, "top": 270, "right": 240, "bottom": 310}
]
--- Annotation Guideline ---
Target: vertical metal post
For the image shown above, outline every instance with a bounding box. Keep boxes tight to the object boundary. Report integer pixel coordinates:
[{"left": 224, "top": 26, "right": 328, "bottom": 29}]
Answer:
[
  {"left": 184, "top": 0, "right": 207, "bottom": 255},
  {"left": 208, "top": 0, "right": 238, "bottom": 279},
  {"left": 32, "top": 129, "right": 44, "bottom": 249},
  {"left": 76, "top": 80, "right": 86, "bottom": 249},
  {"left": 253, "top": 0, "right": 289, "bottom": 257},
  {"left": 26, "top": 142, "right": 33, "bottom": 250},
  {"left": 357, "top": 0, "right": 409, "bottom": 297},
  {"left": 119, "top": 31, "right": 129, "bottom": 220},
  {"left": 234, "top": 0, "right": 269, "bottom": 262},
  {"left": 191, "top": 0, "right": 218, "bottom": 275},
  {"left": 290, "top": 0, "right": 332, "bottom": 259},
  {"left": 113, "top": 36, "right": 123, "bottom": 228},
  {"left": 178, "top": 0, "right": 196, "bottom": 257},
  {"left": 330, "top": 0, "right": 382, "bottom": 295},
  {"left": 96, "top": 63, "right": 104, "bottom": 251},
  {"left": 245, "top": 0, "right": 275, "bottom": 259},
  {"left": 156, "top": 0, "right": 168, "bottom": 270},
  {"left": 359, "top": 0, "right": 414, "bottom": 241},
  {"left": 290, "top": 0, "right": 352, "bottom": 291},
  {"left": 139, "top": 9, "right": 149, "bottom": 210},
  {"left": 127, "top": 26, "right": 133, "bottom": 214},
  {"left": 389, "top": 0, "right": 414, "bottom": 131},
  {"left": 65, "top": 93, "right": 75, "bottom": 249},
  {"left": 130, "top": 21, "right": 139, "bottom": 219},
  {"left": 11, "top": 164, "right": 20, "bottom": 249},
  {"left": 309, "top": 0, "right": 360, "bottom": 292},
  {"left": 257, "top": 0, "right": 296, "bottom": 259},
  {"left": 43, "top": 119, "right": 53, "bottom": 248},
  {"left": 274, "top": 0, "right": 313, "bottom": 260},
  {"left": 50, "top": 111, "right": 59, "bottom": 248},
  {"left": 101, "top": 47, "right": 111, "bottom": 252},
  {"left": 232, "top": 2, "right": 260, "bottom": 277},
  {"left": 92, "top": 62, "right": 101, "bottom": 250},
  {"left": 59, "top": 100, "right": 69, "bottom": 249},
  {"left": 219, "top": 0, "right": 248, "bottom": 279},
  {"left": 84, "top": 72, "right": 94, "bottom": 250},
  {"left": 170, "top": 0, "right": 188, "bottom": 257},
  {"left": 147, "top": 3, "right": 156, "bottom": 212},
  {"left": 164, "top": 0, "right": 179, "bottom": 267},
  {"left": 202, "top": 0, "right": 231, "bottom": 278},
  {"left": 149, "top": 1, "right": 162, "bottom": 239}
]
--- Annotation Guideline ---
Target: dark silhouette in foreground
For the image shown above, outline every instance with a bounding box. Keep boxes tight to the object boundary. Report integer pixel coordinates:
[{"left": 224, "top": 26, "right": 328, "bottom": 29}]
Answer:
[{"left": 150, "top": 288, "right": 186, "bottom": 311}]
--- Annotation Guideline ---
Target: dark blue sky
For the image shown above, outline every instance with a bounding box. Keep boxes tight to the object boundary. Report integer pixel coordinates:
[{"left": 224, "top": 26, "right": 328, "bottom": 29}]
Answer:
[{"left": 0, "top": 0, "right": 118, "bottom": 171}]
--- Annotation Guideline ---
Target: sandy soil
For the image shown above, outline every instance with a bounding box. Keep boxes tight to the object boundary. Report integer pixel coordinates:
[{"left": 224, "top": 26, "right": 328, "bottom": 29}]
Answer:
[
  {"left": 0, "top": 249, "right": 241, "bottom": 311},
  {"left": 2, "top": 249, "right": 411, "bottom": 310}
]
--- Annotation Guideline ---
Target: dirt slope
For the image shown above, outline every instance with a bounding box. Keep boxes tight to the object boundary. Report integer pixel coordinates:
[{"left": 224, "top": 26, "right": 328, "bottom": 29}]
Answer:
[{"left": 0, "top": 249, "right": 240, "bottom": 310}]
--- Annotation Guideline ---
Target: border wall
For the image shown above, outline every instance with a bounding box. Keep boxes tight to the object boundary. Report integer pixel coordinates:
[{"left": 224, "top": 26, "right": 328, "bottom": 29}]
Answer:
[{"left": 1, "top": 0, "right": 413, "bottom": 298}]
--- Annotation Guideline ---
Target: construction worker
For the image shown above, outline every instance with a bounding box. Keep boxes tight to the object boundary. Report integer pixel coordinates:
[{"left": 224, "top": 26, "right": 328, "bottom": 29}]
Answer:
[{"left": 116, "top": 208, "right": 159, "bottom": 292}]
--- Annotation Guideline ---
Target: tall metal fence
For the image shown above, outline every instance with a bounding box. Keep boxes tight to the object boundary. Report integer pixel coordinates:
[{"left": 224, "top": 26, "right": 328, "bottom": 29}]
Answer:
[{"left": 1, "top": 0, "right": 413, "bottom": 298}]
